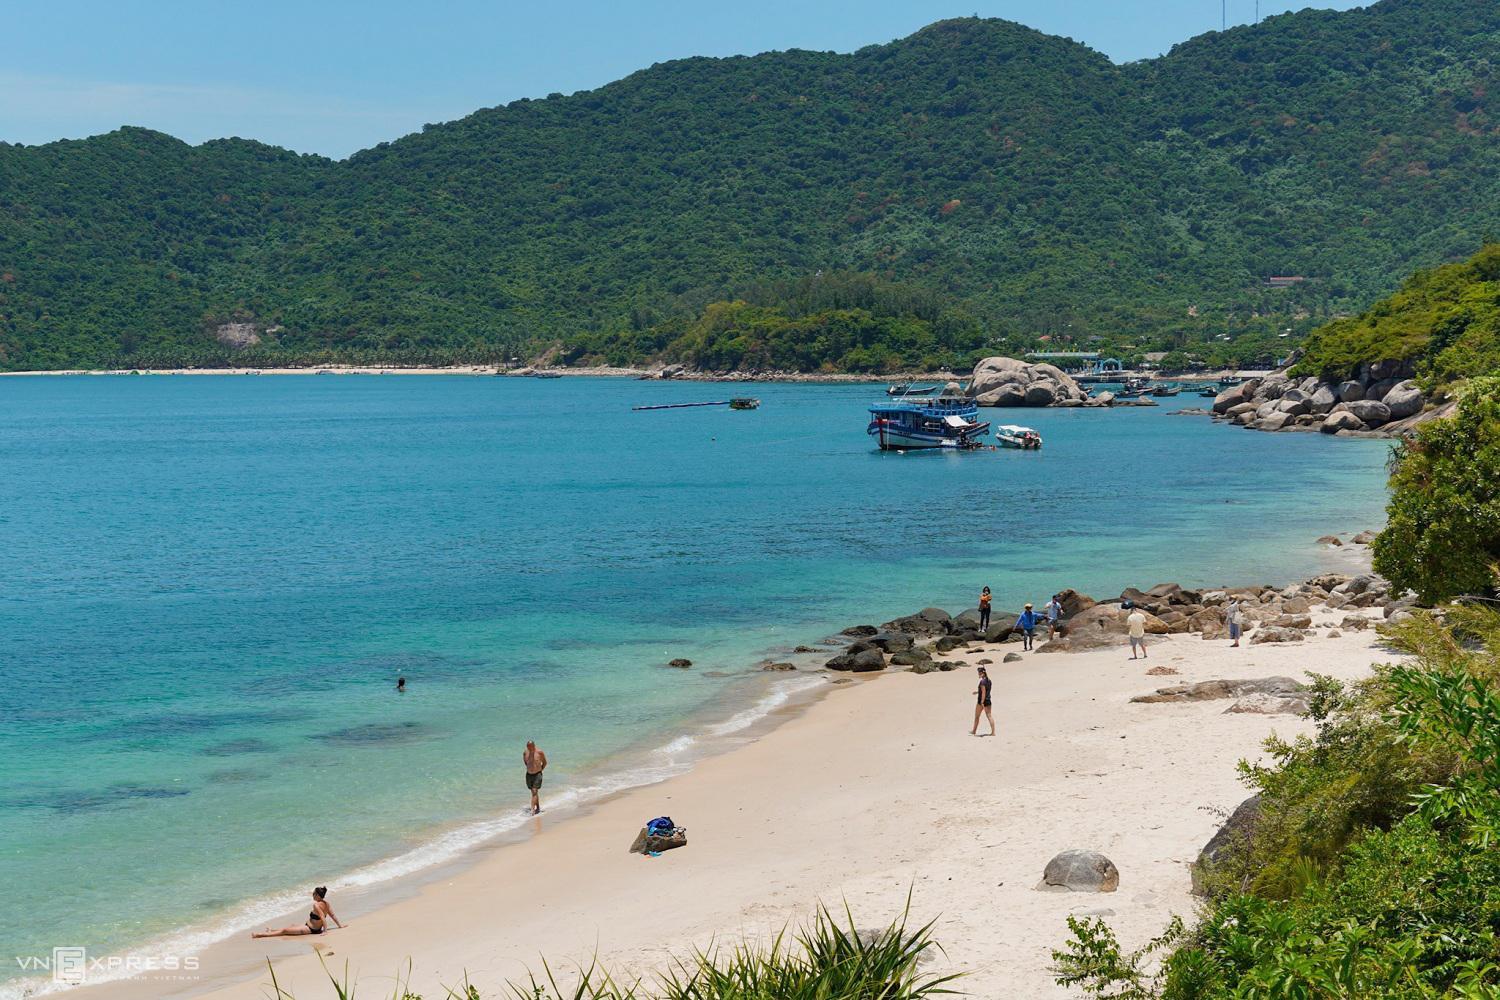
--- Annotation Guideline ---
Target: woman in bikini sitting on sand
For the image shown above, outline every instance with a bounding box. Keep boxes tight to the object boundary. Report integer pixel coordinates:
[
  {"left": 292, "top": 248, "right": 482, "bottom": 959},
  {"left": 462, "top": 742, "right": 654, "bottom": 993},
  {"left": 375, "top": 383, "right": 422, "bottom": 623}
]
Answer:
[{"left": 252, "top": 886, "right": 344, "bottom": 938}]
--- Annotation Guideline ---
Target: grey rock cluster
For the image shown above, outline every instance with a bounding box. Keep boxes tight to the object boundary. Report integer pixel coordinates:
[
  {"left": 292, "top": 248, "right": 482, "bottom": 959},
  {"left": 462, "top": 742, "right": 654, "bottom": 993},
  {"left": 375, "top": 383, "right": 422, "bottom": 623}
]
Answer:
[
  {"left": 1212, "top": 360, "right": 1430, "bottom": 436},
  {"left": 965, "top": 356, "right": 1107, "bottom": 408}
]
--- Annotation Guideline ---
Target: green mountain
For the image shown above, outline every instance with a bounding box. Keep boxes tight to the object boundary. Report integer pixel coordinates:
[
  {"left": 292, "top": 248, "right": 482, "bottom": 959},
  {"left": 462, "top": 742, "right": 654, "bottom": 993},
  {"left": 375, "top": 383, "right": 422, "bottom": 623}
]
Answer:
[{"left": 3, "top": 0, "right": 1500, "bottom": 371}]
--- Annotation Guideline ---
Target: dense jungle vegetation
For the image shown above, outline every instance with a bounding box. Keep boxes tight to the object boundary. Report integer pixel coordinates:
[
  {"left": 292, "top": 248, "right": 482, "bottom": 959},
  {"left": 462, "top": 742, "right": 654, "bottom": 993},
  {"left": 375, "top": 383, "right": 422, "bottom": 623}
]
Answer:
[
  {"left": 3, "top": 0, "right": 1500, "bottom": 371},
  {"left": 1294, "top": 243, "right": 1500, "bottom": 390}
]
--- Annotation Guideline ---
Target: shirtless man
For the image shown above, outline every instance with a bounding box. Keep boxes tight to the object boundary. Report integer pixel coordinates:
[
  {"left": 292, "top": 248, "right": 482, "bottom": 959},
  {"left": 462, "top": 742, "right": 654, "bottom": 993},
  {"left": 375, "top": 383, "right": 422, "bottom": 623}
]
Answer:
[{"left": 523, "top": 740, "right": 547, "bottom": 815}]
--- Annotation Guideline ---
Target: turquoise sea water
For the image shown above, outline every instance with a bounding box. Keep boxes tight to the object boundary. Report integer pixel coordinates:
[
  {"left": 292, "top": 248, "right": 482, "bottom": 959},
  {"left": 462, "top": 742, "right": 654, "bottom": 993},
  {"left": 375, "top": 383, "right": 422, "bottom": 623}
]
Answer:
[{"left": 0, "top": 376, "right": 1390, "bottom": 994}]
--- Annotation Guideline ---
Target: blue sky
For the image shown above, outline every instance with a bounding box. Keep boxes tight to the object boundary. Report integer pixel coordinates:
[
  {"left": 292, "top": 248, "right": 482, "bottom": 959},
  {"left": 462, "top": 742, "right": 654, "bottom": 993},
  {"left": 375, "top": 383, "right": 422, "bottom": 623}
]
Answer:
[{"left": 3, "top": 0, "right": 1366, "bottom": 158}]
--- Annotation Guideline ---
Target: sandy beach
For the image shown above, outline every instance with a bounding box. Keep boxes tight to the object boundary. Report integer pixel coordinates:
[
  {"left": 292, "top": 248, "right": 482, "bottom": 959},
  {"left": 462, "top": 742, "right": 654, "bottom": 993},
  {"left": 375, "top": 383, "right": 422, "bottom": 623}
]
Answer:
[{"left": 71, "top": 595, "right": 1398, "bottom": 1000}]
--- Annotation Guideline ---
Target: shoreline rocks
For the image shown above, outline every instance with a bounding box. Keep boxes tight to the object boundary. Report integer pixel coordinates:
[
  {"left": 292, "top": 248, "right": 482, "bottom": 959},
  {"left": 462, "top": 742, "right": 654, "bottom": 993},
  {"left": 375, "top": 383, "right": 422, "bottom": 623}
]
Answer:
[{"left": 1210, "top": 362, "right": 1445, "bottom": 437}]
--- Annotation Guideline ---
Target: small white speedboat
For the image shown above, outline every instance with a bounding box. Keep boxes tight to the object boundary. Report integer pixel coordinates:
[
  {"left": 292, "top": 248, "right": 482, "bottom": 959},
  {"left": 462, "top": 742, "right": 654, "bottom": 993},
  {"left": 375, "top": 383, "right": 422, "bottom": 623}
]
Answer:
[{"left": 995, "top": 424, "right": 1042, "bottom": 450}]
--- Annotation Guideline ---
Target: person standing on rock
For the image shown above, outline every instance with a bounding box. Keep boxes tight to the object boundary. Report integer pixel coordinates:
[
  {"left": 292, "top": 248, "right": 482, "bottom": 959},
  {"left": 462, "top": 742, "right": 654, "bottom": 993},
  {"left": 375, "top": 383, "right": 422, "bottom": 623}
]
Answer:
[
  {"left": 971, "top": 666, "right": 995, "bottom": 737},
  {"left": 979, "top": 586, "right": 993, "bottom": 631},
  {"left": 1125, "top": 601, "right": 1149, "bottom": 660},
  {"left": 1044, "top": 594, "right": 1063, "bottom": 639},
  {"left": 523, "top": 740, "right": 548, "bottom": 815},
  {"left": 1226, "top": 599, "right": 1244, "bottom": 648},
  {"left": 1017, "top": 603, "right": 1039, "bottom": 650}
]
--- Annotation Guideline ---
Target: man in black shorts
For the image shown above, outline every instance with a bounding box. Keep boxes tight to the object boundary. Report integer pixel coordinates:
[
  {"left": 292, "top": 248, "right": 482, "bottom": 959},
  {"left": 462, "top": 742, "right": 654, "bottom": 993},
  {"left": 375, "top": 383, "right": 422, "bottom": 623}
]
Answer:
[{"left": 524, "top": 740, "right": 547, "bottom": 815}]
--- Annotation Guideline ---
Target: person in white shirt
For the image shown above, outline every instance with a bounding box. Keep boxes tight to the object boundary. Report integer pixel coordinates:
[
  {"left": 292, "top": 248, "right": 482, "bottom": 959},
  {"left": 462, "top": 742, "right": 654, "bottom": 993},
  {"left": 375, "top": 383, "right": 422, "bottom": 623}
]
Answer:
[
  {"left": 1044, "top": 595, "right": 1063, "bottom": 639},
  {"left": 1125, "top": 600, "right": 1148, "bottom": 660}
]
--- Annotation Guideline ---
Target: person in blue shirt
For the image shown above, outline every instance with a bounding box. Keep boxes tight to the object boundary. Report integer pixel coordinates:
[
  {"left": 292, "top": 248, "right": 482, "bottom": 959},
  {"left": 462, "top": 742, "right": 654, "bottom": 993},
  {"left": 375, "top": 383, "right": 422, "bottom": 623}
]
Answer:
[{"left": 1017, "top": 603, "right": 1039, "bottom": 650}]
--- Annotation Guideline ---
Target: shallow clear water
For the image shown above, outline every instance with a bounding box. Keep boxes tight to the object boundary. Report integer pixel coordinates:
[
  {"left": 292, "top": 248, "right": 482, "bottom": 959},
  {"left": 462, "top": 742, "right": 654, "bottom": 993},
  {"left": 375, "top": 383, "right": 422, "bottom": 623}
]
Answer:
[{"left": 0, "top": 376, "right": 1389, "bottom": 990}]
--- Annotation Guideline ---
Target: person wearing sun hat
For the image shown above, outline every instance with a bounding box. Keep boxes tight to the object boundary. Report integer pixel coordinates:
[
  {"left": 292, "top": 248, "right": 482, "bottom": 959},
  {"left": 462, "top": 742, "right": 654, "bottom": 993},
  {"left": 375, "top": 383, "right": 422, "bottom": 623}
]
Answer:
[{"left": 1016, "top": 602, "right": 1039, "bottom": 650}]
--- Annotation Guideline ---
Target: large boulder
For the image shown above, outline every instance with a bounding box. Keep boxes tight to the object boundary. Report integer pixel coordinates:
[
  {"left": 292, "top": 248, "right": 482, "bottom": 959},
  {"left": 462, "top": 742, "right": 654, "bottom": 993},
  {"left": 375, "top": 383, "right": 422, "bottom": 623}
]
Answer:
[
  {"left": 1254, "top": 411, "right": 1295, "bottom": 432},
  {"left": 1192, "top": 795, "right": 1261, "bottom": 894},
  {"left": 1321, "top": 410, "right": 1366, "bottom": 434},
  {"left": 881, "top": 607, "right": 952, "bottom": 636},
  {"left": 1344, "top": 399, "right": 1391, "bottom": 426},
  {"left": 1308, "top": 384, "right": 1338, "bottom": 414},
  {"left": 1042, "top": 850, "right": 1119, "bottom": 892},
  {"left": 975, "top": 385, "right": 1028, "bottom": 407},
  {"left": 865, "top": 632, "right": 914, "bottom": 654},
  {"left": 1258, "top": 374, "right": 1290, "bottom": 400},
  {"left": 1276, "top": 396, "right": 1311, "bottom": 417},
  {"left": 967, "top": 357, "right": 1083, "bottom": 408},
  {"left": 1024, "top": 381, "right": 1057, "bottom": 406},
  {"left": 1056, "top": 589, "right": 1097, "bottom": 618},
  {"left": 1382, "top": 381, "right": 1424, "bottom": 419},
  {"left": 1337, "top": 380, "right": 1366, "bottom": 403},
  {"left": 825, "top": 647, "right": 886, "bottom": 672},
  {"left": 1212, "top": 382, "right": 1256, "bottom": 413}
]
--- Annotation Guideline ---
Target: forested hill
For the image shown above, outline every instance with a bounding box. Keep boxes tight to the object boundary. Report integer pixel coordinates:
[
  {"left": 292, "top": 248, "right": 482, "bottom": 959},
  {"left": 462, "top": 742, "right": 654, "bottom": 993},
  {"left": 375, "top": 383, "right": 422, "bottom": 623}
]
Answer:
[{"left": 3, "top": 0, "right": 1500, "bottom": 371}]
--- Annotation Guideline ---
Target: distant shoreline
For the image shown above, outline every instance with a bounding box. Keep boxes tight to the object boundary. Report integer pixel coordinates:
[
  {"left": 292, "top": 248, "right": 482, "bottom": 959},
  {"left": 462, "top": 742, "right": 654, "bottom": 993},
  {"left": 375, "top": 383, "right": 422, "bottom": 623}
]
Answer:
[{"left": 0, "top": 365, "right": 1254, "bottom": 384}]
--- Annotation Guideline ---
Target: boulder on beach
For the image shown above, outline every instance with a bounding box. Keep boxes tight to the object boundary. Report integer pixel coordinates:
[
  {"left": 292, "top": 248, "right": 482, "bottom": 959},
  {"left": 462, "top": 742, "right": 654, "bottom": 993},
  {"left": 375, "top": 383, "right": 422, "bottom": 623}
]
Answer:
[
  {"left": 1130, "top": 676, "right": 1303, "bottom": 705},
  {"left": 890, "top": 649, "right": 932, "bottom": 667},
  {"left": 1192, "top": 795, "right": 1261, "bottom": 894},
  {"left": 1249, "top": 626, "right": 1305, "bottom": 644},
  {"left": 880, "top": 607, "right": 952, "bottom": 636},
  {"left": 865, "top": 632, "right": 914, "bottom": 654},
  {"left": 840, "top": 625, "right": 878, "bottom": 637},
  {"left": 1056, "top": 589, "right": 1096, "bottom": 618},
  {"left": 825, "top": 648, "right": 885, "bottom": 672},
  {"left": 1003, "top": 652, "right": 1023, "bottom": 663},
  {"left": 1042, "top": 850, "right": 1119, "bottom": 893},
  {"left": 762, "top": 662, "right": 797, "bottom": 671}
]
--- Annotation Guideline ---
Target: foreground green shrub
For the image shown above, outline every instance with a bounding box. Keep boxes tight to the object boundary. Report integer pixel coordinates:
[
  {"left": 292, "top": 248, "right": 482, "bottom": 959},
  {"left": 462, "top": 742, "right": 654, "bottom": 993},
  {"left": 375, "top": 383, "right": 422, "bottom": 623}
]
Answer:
[
  {"left": 1373, "top": 377, "right": 1500, "bottom": 604},
  {"left": 268, "top": 905, "right": 958, "bottom": 1000}
]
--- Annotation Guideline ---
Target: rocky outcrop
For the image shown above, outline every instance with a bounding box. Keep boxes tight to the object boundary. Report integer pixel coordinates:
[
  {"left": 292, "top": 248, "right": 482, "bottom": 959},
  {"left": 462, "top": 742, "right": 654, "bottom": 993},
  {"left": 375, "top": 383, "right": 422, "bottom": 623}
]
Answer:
[
  {"left": 966, "top": 357, "right": 1098, "bottom": 407},
  {"left": 1215, "top": 366, "right": 1430, "bottom": 437},
  {"left": 1042, "top": 850, "right": 1120, "bottom": 892}
]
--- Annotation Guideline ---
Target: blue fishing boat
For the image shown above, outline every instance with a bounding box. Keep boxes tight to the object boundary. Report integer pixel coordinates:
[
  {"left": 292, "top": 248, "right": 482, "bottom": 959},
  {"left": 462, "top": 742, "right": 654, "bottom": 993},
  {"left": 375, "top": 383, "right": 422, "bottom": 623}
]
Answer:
[{"left": 867, "top": 392, "right": 990, "bottom": 450}]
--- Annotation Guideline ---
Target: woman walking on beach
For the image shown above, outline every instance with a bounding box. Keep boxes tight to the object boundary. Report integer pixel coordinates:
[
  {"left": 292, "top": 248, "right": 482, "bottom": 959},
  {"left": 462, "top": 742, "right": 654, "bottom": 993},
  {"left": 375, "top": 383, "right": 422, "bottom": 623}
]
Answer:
[
  {"left": 971, "top": 667, "right": 995, "bottom": 737},
  {"left": 979, "top": 586, "right": 992, "bottom": 631},
  {"left": 251, "top": 886, "right": 343, "bottom": 938}
]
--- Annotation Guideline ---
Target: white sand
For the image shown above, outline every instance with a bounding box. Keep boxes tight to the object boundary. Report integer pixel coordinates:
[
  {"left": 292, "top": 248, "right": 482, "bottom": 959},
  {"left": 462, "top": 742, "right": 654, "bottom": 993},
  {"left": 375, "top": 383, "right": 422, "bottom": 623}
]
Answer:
[{"left": 76, "top": 611, "right": 1396, "bottom": 1000}]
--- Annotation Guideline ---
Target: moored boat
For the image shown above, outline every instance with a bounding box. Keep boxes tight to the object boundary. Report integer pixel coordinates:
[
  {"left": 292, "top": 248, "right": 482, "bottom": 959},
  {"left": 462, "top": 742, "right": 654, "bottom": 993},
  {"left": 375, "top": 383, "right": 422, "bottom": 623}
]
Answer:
[
  {"left": 728, "top": 397, "right": 760, "bottom": 410},
  {"left": 1149, "top": 383, "right": 1181, "bottom": 397},
  {"left": 887, "top": 383, "right": 941, "bottom": 396},
  {"left": 867, "top": 392, "right": 989, "bottom": 450},
  {"left": 995, "top": 424, "right": 1042, "bottom": 450}
]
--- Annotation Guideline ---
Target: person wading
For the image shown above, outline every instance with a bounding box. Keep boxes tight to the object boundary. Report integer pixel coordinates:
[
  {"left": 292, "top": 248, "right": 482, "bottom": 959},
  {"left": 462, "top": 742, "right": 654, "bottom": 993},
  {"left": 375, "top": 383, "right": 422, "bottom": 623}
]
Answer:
[
  {"left": 971, "top": 666, "right": 995, "bottom": 737},
  {"left": 524, "top": 740, "right": 548, "bottom": 815}
]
